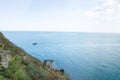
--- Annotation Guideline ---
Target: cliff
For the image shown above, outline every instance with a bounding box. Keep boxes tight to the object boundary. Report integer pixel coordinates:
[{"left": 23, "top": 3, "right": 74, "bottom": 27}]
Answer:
[{"left": 0, "top": 32, "right": 70, "bottom": 80}]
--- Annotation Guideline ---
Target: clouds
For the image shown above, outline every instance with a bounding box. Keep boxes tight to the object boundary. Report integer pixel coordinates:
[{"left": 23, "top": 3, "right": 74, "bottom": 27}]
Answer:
[
  {"left": 83, "top": 0, "right": 120, "bottom": 33},
  {"left": 0, "top": 0, "right": 120, "bottom": 33},
  {"left": 85, "top": 0, "right": 120, "bottom": 18}
]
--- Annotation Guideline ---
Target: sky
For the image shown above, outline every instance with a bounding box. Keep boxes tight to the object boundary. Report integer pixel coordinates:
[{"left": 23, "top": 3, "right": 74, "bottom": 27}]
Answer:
[{"left": 0, "top": 0, "right": 120, "bottom": 33}]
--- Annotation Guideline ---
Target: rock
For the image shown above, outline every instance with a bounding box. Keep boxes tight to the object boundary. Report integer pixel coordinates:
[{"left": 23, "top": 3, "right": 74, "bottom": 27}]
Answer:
[
  {"left": 0, "top": 50, "right": 11, "bottom": 68},
  {"left": 23, "top": 56, "right": 27, "bottom": 61}
]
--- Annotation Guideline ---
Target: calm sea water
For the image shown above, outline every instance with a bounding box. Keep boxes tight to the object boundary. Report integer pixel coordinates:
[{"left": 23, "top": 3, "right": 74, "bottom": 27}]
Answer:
[{"left": 2, "top": 31, "right": 120, "bottom": 80}]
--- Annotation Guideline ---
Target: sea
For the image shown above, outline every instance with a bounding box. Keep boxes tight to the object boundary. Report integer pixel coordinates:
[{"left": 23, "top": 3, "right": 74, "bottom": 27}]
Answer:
[{"left": 2, "top": 31, "right": 120, "bottom": 80}]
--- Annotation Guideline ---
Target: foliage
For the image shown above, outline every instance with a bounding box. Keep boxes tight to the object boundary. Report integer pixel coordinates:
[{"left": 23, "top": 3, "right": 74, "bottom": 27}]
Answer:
[
  {"left": 0, "top": 32, "right": 71, "bottom": 80},
  {"left": 0, "top": 54, "right": 2, "bottom": 61},
  {"left": 6, "top": 55, "right": 28, "bottom": 80},
  {"left": 0, "top": 75, "right": 7, "bottom": 80}
]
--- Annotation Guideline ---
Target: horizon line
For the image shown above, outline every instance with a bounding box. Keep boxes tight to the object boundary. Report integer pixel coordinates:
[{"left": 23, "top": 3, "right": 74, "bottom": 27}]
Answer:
[{"left": 1, "top": 30, "right": 120, "bottom": 34}]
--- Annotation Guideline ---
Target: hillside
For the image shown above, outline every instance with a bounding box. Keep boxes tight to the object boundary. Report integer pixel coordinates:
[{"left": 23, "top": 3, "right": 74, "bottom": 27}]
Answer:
[{"left": 0, "top": 32, "right": 70, "bottom": 80}]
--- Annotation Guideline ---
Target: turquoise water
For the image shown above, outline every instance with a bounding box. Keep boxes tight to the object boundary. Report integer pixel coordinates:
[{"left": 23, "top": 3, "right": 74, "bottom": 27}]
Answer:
[{"left": 2, "top": 31, "right": 120, "bottom": 80}]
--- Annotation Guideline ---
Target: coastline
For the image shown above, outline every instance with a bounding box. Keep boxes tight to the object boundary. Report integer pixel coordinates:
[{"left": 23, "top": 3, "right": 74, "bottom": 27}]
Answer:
[{"left": 0, "top": 32, "right": 71, "bottom": 80}]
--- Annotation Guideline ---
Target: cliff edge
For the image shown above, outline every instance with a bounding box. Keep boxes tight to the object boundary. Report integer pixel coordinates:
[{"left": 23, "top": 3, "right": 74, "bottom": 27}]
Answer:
[{"left": 0, "top": 32, "right": 70, "bottom": 80}]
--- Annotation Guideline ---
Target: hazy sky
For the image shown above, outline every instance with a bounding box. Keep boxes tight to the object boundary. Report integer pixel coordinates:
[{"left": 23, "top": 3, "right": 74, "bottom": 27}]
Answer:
[{"left": 0, "top": 0, "right": 120, "bottom": 32}]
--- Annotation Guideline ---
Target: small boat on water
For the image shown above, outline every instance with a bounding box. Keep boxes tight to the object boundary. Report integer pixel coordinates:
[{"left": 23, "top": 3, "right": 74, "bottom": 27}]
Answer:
[{"left": 32, "top": 42, "right": 38, "bottom": 45}]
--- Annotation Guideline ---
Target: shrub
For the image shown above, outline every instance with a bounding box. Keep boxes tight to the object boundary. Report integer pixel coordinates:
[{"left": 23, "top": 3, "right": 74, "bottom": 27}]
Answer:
[
  {"left": 6, "top": 55, "right": 28, "bottom": 80},
  {"left": 14, "top": 68, "right": 28, "bottom": 80},
  {"left": 26, "top": 63, "right": 49, "bottom": 79},
  {"left": 0, "top": 75, "right": 6, "bottom": 80}
]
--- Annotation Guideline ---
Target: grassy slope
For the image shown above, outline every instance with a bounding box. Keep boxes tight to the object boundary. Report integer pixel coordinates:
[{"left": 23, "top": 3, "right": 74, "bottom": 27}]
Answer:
[{"left": 0, "top": 32, "right": 70, "bottom": 80}]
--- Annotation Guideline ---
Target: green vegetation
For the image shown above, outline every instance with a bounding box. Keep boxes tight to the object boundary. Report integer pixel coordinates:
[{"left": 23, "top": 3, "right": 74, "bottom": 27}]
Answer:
[
  {"left": 0, "top": 54, "right": 2, "bottom": 61},
  {"left": 0, "top": 32, "right": 71, "bottom": 80}
]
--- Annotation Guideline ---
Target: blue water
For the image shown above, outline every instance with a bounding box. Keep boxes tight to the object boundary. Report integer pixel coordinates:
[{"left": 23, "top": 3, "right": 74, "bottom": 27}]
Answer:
[{"left": 2, "top": 31, "right": 120, "bottom": 80}]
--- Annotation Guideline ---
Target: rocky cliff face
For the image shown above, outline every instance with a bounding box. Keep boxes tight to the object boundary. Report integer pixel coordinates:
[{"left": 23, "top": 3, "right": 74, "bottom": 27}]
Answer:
[
  {"left": 0, "top": 32, "right": 70, "bottom": 80},
  {"left": 0, "top": 50, "right": 11, "bottom": 68}
]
